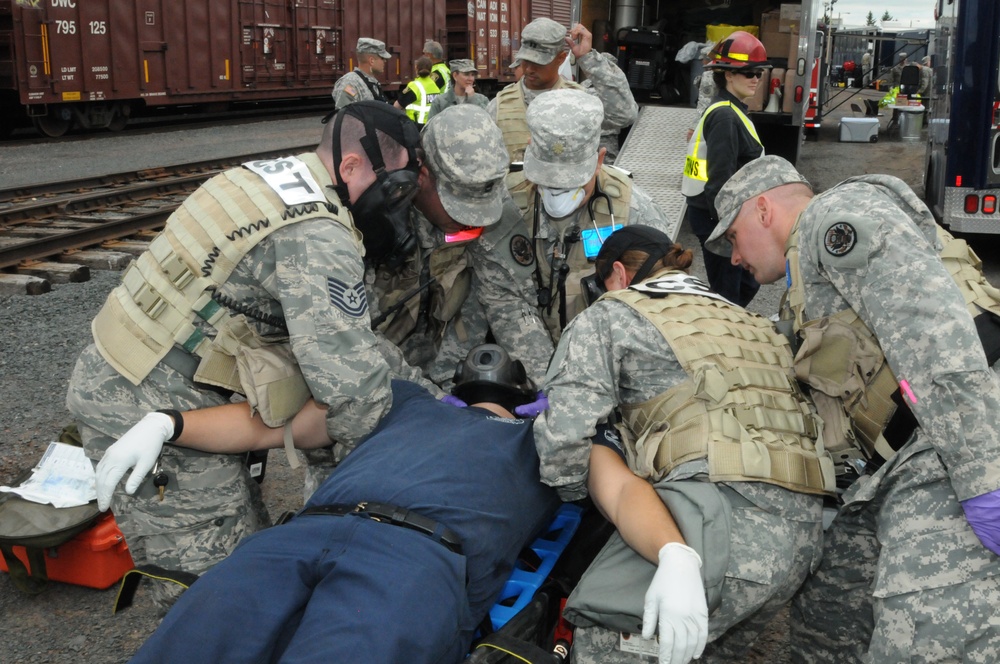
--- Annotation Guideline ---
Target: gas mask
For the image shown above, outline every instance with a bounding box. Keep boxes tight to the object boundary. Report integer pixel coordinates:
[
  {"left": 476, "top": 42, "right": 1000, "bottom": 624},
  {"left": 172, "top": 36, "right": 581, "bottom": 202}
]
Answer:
[
  {"left": 327, "top": 102, "right": 422, "bottom": 268},
  {"left": 538, "top": 185, "right": 586, "bottom": 219},
  {"left": 452, "top": 344, "right": 537, "bottom": 412}
]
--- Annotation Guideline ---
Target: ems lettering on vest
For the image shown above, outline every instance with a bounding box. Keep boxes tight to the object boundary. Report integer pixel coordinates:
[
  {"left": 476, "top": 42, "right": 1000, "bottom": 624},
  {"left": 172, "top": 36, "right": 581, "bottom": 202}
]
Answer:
[{"left": 244, "top": 157, "right": 328, "bottom": 207}]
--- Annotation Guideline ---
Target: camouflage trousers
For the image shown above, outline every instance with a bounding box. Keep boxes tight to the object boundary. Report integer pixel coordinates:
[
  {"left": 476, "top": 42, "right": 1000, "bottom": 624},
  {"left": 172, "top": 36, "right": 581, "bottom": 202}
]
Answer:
[
  {"left": 570, "top": 502, "right": 823, "bottom": 663},
  {"left": 67, "top": 344, "right": 271, "bottom": 610},
  {"left": 790, "top": 447, "right": 1000, "bottom": 663}
]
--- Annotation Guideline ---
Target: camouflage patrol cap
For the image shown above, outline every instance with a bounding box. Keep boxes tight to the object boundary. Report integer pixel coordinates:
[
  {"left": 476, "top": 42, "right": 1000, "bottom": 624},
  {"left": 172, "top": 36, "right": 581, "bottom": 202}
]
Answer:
[
  {"left": 449, "top": 59, "right": 477, "bottom": 73},
  {"left": 357, "top": 38, "right": 391, "bottom": 59},
  {"left": 514, "top": 18, "right": 567, "bottom": 66},
  {"left": 706, "top": 155, "right": 812, "bottom": 256},
  {"left": 422, "top": 105, "right": 508, "bottom": 227},
  {"left": 523, "top": 89, "right": 603, "bottom": 189}
]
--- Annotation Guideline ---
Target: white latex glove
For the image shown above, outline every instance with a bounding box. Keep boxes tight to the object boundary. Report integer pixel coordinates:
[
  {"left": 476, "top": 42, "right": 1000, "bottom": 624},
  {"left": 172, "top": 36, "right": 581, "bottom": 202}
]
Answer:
[
  {"left": 95, "top": 412, "right": 174, "bottom": 511},
  {"left": 641, "top": 542, "right": 709, "bottom": 664}
]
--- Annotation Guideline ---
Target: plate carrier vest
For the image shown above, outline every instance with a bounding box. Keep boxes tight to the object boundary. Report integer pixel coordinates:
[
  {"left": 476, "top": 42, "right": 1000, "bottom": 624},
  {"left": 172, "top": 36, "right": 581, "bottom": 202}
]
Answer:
[{"left": 604, "top": 271, "right": 836, "bottom": 496}]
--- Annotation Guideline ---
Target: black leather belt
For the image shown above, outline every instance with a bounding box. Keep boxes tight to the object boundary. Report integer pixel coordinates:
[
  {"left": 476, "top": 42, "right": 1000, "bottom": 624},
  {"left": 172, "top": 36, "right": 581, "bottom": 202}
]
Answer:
[{"left": 298, "top": 501, "right": 464, "bottom": 556}]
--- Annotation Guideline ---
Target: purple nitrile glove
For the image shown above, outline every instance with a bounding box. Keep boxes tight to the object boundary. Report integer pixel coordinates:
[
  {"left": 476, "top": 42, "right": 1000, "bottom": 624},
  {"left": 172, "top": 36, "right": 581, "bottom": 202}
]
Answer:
[
  {"left": 514, "top": 391, "right": 549, "bottom": 418},
  {"left": 961, "top": 489, "right": 1000, "bottom": 556},
  {"left": 441, "top": 394, "right": 468, "bottom": 408}
]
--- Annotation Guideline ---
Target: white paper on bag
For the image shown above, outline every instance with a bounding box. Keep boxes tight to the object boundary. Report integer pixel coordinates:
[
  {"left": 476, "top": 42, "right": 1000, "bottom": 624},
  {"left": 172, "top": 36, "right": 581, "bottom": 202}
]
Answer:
[{"left": 0, "top": 442, "right": 97, "bottom": 508}]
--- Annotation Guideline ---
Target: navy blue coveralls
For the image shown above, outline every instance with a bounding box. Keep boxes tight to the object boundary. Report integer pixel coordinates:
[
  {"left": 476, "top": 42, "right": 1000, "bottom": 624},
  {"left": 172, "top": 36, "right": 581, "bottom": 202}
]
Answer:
[{"left": 130, "top": 380, "right": 559, "bottom": 664}]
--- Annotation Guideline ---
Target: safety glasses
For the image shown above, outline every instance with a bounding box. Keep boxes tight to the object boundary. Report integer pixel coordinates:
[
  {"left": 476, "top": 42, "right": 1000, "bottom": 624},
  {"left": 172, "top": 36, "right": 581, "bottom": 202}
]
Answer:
[{"left": 737, "top": 69, "right": 765, "bottom": 79}]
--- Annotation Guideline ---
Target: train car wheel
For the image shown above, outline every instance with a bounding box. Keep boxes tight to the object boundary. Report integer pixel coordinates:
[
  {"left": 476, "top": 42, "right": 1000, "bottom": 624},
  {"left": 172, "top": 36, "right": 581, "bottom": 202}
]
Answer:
[
  {"left": 107, "top": 114, "right": 128, "bottom": 132},
  {"left": 33, "top": 115, "right": 71, "bottom": 138}
]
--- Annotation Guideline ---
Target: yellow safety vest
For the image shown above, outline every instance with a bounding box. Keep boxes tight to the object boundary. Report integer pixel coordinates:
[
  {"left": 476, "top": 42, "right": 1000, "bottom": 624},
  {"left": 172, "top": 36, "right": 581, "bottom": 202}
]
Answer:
[
  {"left": 605, "top": 271, "right": 836, "bottom": 496},
  {"left": 404, "top": 76, "right": 441, "bottom": 125},
  {"left": 431, "top": 62, "right": 451, "bottom": 92},
  {"left": 682, "top": 101, "right": 762, "bottom": 197}
]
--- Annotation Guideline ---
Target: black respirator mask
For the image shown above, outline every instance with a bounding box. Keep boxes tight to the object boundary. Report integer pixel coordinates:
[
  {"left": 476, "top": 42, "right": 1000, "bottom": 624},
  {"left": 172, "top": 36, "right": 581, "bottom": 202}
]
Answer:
[{"left": 327, "top": 102, "right": 422, "bottom": 268}]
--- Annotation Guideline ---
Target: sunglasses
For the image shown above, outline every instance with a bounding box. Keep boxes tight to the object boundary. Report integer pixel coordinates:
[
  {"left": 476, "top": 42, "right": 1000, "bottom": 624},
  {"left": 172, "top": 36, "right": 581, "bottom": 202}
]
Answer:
[{"left": 737, "top": 69, "right": 765, "bottom": 79}]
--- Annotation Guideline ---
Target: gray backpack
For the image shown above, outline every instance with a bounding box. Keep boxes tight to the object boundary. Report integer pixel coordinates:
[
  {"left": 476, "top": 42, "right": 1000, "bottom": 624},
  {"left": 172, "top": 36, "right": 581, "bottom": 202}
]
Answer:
[{"left": 0, "top": 456, "right": 100, "bottom": 594}]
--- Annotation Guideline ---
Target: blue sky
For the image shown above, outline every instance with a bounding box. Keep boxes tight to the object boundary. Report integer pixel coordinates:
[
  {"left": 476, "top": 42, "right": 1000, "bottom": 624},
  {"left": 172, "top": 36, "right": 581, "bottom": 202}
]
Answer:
[{"left": 828, "top": 0, "right": 935, "bottom": 28}]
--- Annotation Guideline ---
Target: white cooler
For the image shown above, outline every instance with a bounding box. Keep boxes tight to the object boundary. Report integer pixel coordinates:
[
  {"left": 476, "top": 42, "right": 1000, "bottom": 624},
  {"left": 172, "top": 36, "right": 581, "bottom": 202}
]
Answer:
[{"left": 839, "top": 117, "right": 879, "bottom": 143}]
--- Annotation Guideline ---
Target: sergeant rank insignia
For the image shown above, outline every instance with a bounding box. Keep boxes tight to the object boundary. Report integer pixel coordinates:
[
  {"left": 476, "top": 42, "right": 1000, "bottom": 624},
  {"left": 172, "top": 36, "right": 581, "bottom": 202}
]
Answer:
[{"left": 327, "top": 277, "right": 368, "bottom": 317}]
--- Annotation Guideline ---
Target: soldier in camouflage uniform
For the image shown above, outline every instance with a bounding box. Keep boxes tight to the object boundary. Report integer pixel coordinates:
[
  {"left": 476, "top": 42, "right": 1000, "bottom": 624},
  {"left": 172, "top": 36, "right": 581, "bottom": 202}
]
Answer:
[
  {"left": 707, "top": 155, "right": 1000, "bottom": 662},
  {"left": 580, "top": 51, "right": 626, "bottom": 164},
  {"left": 534, "top": 225, "right": 832, "bottom": 664},
  {"left": 510, "top": 88, "right": 673, "bottom": 342},
  {"left": 426, "top": 59, "right": 489, "bottom": 122},
  {"left": 66, "top": 102, "right": 430, "bottom": 609},
  {"left": 301, "top": 104, "right": 552, "bottom": 497},
  {"left": 331, "top": 38, "right": 391, "bottom": 109},
  {"left": 488, "top": 18, "right": 637, "bottom": 163}
]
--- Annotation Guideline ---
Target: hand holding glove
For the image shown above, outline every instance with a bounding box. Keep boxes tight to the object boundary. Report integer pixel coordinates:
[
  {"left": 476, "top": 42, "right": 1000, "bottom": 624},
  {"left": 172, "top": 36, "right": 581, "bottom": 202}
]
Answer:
[
  {"left": 514, "top": 391, "right": 549, "bottom": 418},
  {"left": 962, "top": 488, "right": 1000, "bottom": 556},
  {"left": 641, "top": 542, "right": 709, "bottom": 664},
  {"left": 95, "top": 412, "right": 174, "bottom": 511}
]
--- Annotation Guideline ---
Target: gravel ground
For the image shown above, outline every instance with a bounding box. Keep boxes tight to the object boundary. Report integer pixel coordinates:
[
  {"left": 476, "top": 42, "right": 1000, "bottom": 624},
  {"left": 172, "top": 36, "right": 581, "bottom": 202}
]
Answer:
[{"left": 0, "top": 93, "right": 936, "bottom": 663}]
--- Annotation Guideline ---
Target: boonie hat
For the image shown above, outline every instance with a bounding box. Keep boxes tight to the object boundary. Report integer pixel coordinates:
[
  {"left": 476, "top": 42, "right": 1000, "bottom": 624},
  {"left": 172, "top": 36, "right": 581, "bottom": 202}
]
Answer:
[
  {"left": 422, "top": 105, "right": 508, "bottom": 227},
  {"left": 523, "top": 89, "right": 603, "bottom": 189},
  {"left": 513, "top": 18, "right": 567, "bottom": 66},
  {"left": 449, "top": 59, "right": 478, "bottom": 74},
  {"left": 357, "top": 38, "right": 391, "bottom": 59},
  {"left": 705, "top": 155, "right": 811, "bottom": 256}
]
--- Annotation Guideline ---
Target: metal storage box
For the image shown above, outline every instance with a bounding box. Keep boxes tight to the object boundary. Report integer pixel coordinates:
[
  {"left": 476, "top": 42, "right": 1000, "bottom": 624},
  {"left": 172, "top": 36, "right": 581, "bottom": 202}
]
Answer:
[{"left": 839, "top": 117, "right": 879, "bottom": 143}]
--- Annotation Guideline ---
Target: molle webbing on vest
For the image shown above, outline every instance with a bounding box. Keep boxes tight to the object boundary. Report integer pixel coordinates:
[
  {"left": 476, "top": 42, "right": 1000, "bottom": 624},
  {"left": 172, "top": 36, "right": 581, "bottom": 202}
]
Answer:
[
  {"left": 784, "top": 222, "right": 901, "bottom": 462},
  {"left": 495, "top": 84, "right": 531, "bottom": 162},
  {"left": 375, "top": 241, "right": 472, "bottom": 346},
  {"left": 607, "top": 282, "right": 835, "bottom": 496},
  {"left": 495, "top": 78, "right": 583, "bottom": 162},
  {"left": 92, "top": 158, "right": 352, "bottom": 386},
  {"left": 937, "top": 225, "right": 1000, "bottom": 320},
  {"left": 530, "top": 166, "right": 634, "bottom": 341}
]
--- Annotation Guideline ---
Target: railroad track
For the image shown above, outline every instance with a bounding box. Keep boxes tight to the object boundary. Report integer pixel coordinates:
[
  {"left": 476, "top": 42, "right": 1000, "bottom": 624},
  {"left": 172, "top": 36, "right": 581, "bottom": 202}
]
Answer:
[{"left": 0, "top": 146, "right": 315, "bottom": 293}]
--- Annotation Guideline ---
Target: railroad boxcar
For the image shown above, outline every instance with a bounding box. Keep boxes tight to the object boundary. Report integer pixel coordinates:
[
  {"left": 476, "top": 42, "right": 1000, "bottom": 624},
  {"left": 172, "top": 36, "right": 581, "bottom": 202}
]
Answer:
[{"left": 0, "top": 0, "right": 527, "bottom": 137}]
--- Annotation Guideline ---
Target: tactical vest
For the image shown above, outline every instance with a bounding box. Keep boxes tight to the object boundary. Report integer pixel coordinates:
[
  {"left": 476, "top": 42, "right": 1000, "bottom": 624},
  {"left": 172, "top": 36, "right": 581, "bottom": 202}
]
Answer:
[
  {"left": 509, "top": 165, "right": 633, "bottom": 341},
  {"left": 431, "top": 62, "right": 451, "bottom": 92},
  {"left": 604, "top": 271, "right": 836, "bottom": 496},
  {"left": 682, "top": 101, "right": 762, "bottom": 197},
  {"left": 783, "top": 177, "right": 1000, "bottom": 464},
  {"left": 404, "top": 77, "right": 441, "bottom": 125},
  {"left": 91, "top": 154, "right": 356, "bottom": 424},
  {"left": 495, "top": 78, "right": 584, "bottom": 162},
  {"left": 373, "top": 237, "right": 473, "bottom": 351}
]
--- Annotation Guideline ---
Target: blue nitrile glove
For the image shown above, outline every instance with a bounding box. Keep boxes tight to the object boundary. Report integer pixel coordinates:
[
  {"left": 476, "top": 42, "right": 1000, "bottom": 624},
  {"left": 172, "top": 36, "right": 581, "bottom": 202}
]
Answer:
[
  {"left": 441, "top": 395, "right": 468, "bottom": 408},
  {"left": 514, "top": 391, "right": 549, "bottom": 417},
  {"left": 961, "top": 489, "right": 1000, "bottom": 556}
]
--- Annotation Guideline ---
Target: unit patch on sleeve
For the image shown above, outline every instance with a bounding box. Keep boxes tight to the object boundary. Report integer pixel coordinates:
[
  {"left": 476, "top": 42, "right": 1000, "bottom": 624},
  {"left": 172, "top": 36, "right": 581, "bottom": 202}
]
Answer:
[
  {"left": 327, "top": 277, "right": 368, "bottom": 317},
  {"left": 509, "top": 234, "right": 535, "bottom": 266},
  {"left": 823, "top": 222, "right": 857, "bottom": 257}
]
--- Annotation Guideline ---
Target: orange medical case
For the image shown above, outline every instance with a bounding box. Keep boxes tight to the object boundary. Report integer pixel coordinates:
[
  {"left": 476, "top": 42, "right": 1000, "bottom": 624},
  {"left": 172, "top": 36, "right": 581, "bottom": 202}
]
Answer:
[{"left": 0, "top": 511, "right": 134, "bottom": 589}]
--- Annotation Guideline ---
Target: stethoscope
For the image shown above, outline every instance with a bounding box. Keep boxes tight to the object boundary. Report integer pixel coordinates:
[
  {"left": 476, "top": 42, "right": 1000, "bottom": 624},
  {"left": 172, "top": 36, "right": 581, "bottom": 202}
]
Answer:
[{"left": 533, "top": 179, "right": 616, "bottom": 328}]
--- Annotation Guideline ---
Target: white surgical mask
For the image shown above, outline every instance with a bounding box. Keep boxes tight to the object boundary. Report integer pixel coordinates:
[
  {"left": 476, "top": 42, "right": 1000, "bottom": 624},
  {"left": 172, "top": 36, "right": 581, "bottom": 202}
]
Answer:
[{"left": 539, "top": 186, "right": 585, "bottom": 219}]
